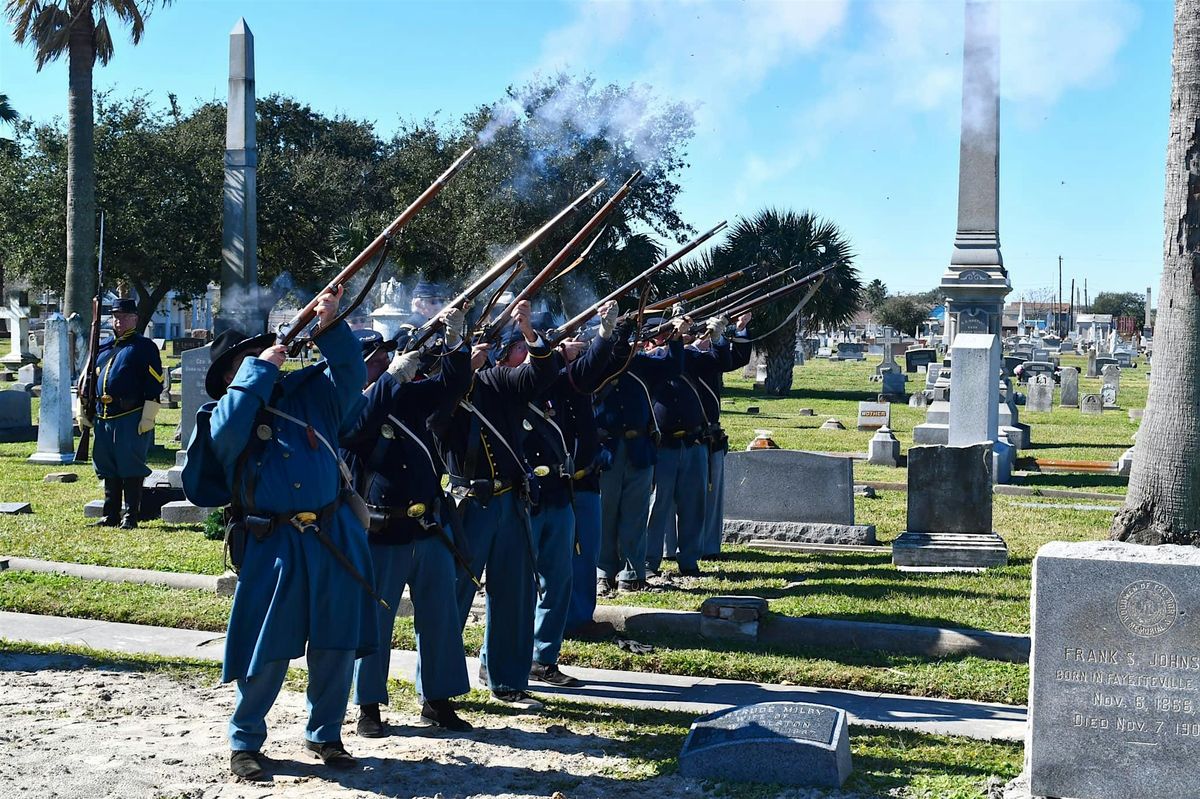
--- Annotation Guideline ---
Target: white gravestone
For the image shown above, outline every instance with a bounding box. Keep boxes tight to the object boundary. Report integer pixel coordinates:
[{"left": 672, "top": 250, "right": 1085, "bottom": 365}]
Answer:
[
  {"left": 28, "top": 314, "right": 75, "bottom": 464},
  {"left": 1027, "top": 374, "right": 1053, "bottom": 413},
  {"left": 856, "top": 401, "right": 890, "bottom": 431}
]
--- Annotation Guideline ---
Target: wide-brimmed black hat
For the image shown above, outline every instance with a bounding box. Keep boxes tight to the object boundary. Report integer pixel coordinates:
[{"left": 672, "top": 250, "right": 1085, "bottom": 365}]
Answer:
[
  {"left": 111, "top": 298, "right": 138, "bottom": 315},
  {"left": 206, "top": 328, "right": 276, "bottom": 399}
]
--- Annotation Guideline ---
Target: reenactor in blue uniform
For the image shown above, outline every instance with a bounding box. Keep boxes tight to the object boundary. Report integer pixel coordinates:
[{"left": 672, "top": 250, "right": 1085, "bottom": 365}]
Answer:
[
  {"left": 77, "top": 297, "right": 163, "bottom": 528},
  {"left": 645, "top": 315, "right": 715, "bottom": 579},
  {"left": 182, "top": 287, "right": 379, "bottom": 781},
  {"left": 404, "top": 280, "right": 450, "bottom": 329},
  {"left": 690, "top": 312, "right": 753, "bottom": 559},
  {"left": 340, "top": 309, "right": 474, "bottom": 735},
  {"left": 442, "top": 300, "right": 563, "bottom": 710},
  {"left": 523, "top": 301, "right": 618, "bottom": 685},
  {"left": 594, "top": 314, "right": 688, "bottom": 592}
]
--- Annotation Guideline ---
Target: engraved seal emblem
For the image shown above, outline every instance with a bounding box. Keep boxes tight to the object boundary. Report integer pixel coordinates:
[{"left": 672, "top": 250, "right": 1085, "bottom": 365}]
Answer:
[{"left": 1118, "top": 580, "right": 1178, "bottom": 638}]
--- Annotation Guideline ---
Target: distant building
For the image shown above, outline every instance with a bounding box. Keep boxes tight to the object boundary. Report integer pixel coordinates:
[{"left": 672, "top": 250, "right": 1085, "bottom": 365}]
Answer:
[
  {"left": 1002, "top": 302, "right": 1071, "bottom": 336},
  {"left": 1074, "top": 313, "right": 1114, "bottom": 343}
]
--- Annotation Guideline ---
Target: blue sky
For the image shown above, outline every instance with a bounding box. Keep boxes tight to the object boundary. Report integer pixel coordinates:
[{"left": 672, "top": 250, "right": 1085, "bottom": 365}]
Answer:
[{"left": 0, "top": 0, "right": 1176, "bottom": 301}]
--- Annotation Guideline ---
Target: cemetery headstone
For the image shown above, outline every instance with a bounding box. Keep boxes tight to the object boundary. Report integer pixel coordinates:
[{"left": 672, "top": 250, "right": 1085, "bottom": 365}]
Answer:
[
  {"left": 1021, "top": 361, "right": 1055, "bottom": 383},
  {"left": 722, "top": 450, "right": 874, "bottom": 545},
  {"left": 753, "top": 361, "right": 767, "bottom": 390},
  {"left": 834, "top": 342, "right": 866, "bottom": 361},
  {"left": 678, "top": 702, "right": 853, "bottom": 788},
  {"left": 1027, "top": 374, "right": 1053, "bottom": 413},
  {"left": 948, "top": 333, "right": 999, "bottom": 447},
  {"left": 0, "top": 295, "right": 36, "bottom": 372},
  {"left": 892, "top": 443, "right": 1007, "bottom": 569},
  {"left": 180, "top": 345, "right": 214, "bottom": 448},
  {"left": 856, "top": 401, "right": 890, "bottom": 431},
  {"left": 867, "top": 426, "right": 901, "bottom": 467},
  {"left": 1059, "top": 367, "right": 1079, "bottom": 407},
  {"left": 1081, "top": 393, "right": 1103, "bottom": 415},
  {"left": 27, "top": 314, "right": 74, "bottom": 464},
  {"left": 1095, "top": 356, "right": 1118, "bottom": 374},
  {"left": 170, "top": 337, "right": 203, "bottom": 357},
  {"left": 1114, "top": 350, "right": 1134, "bottom": 368},
  {"left": 1087, "top": 349, "right": 1098, "bottom": 378},
  {"left": 0, "top": 389, "right": 36, "bottom": 442},
  {"left": 905, "top": 347, "right": 937, "bottom": 373},
  {"left": 880, "top": 371, "right": 908, "bottom": 397},
  {"left": 1029, "top": 541, "right": 1200, "bottom": 799},
  {"left": 1002, "top": 355, "right": 1024, "bottom": 376},
  {"left": 1101, "top": 364, "right": 1120, "bottom": 408}
]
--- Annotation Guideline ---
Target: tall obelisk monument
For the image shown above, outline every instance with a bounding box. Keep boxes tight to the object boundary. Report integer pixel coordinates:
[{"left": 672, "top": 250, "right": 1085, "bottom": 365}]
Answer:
[
  {"left": 218, "top": 18, "right": 260, "bottom": 335},
  {"left": 940, "top": 0, "right": 1011, "bottom": 342}
]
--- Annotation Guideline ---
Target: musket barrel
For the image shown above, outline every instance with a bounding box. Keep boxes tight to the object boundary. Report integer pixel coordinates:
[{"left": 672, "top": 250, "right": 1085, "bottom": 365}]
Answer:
[{"left": 280, "top": 146, "right": 476, "bottom": 346}]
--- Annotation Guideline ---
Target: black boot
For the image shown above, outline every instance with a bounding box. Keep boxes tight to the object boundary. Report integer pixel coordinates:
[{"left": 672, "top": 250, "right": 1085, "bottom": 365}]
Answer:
[
  {"left": 120, "top": 477, "right": 142, "bottom": 529},
  {"left": 91, "top": 479, "right": 122, "bottom": 527},
  {"left": 421, "top": 698, "right": 473, "bottom": 732},
  {"left": 356, "top": 703, "right": 386, "bottom": 738}
]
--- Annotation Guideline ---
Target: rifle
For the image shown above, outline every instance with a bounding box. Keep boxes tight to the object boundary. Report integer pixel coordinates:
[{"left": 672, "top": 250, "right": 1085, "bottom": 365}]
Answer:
[
  {"left": 75, "top": 212, "right": 105, "bottom": 463},
  {"left": 549, "top": 219, "right": 729, "bottom": 346},
  {"left": 278, "top": 146, "right": 476, "bottom": 353},
  {"left": 476, "top": 171, "right": 642, "bottom": 342},
  {"left": 645, "top": 263, "right": 756, "bottom": 313},
  {"left": 405, "top": 178, "right": 608, "bottom": 352}
]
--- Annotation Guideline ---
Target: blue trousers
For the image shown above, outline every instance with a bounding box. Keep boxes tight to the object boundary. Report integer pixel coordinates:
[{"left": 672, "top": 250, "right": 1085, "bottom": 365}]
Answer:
[
  {"left": 93, "top": 413, "right": 152, "bottom": 480},
  {"left": 532, "top": 501, "right": 576, "bottom": 666},
  {"left": 646, "top": 443, "right": 707, "bottom": 573},
  {"left": 455, "top": 491, "right": 535, "bottom": 694},
  {"left": 354, "top": 536, "right": 469, "bottom": 706},
  {"left": 598, "top": 441, "right": 653, "bottom": 582},
  {"left": 565, "top": 490, "right": 601, "bottom": 632},
  {"left": 229, "top": 648, "right": 354, "bottom": 751},
  {"left": 702, "top": 448, "right": 726, "bottom": 556}
]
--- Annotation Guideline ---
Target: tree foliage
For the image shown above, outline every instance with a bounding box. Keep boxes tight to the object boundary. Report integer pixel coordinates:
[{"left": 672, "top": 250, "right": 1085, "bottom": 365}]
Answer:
[
  {"left": 1090, "top": 291, "right": 1145, "bottom": 326},
  {"left": 874, "top": 295, "right": 931, "bottom": 336},
  {"left": 864, "top": 278, "right": 887, "bottom": 311}
]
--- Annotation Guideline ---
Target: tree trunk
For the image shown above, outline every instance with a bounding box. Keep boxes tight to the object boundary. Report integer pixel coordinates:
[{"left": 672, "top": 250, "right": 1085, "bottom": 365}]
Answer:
[
  {"left": 65, "top": 7, "right": 96, "bottom": 328},
  {"left": 1111, "top": 0, "right": 1200, "bottom": 545},
  {"left": 763, "top": 316, "right": 797, "bottom": 396}
]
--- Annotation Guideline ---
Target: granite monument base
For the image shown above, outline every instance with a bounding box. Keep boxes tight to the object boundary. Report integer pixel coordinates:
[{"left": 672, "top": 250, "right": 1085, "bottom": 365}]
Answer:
[
  {"left": 892, "top": 531, "right": 1008, "bottom": 570},
  {"left": 723, "top": 519, "right": 876, "bottom": 546}
]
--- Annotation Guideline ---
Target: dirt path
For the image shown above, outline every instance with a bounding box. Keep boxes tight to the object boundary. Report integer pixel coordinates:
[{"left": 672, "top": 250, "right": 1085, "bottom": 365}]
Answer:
[{"left": 0, "top": 652, "right": 866, "bottom": 799}]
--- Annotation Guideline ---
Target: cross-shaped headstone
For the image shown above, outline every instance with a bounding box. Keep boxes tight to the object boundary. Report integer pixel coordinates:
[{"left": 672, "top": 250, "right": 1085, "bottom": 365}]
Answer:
[
  {"left": 876, "top": 327, "right": 900, "bottom": 375},
  {"left": 0, "top": 295, "right": 36, "bottom": 370}
]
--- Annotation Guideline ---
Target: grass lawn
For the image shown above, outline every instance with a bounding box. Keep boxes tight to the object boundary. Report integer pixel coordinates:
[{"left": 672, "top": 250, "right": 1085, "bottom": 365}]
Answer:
[{"left": 0, "top": 640, "right": 1024, "bottom": 797}]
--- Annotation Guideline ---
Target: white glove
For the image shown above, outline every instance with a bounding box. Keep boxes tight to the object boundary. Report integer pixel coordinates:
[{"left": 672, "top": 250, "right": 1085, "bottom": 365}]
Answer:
[
  {"left": 387, "top": 351, "right": 422, "bottom": 384},
  {"left": 441, "top": 307, "right": 465, "bottom": 349},
  {"left": 599, "top": 304, "right": 619, "bottom": 340},
  {"left": 138, "top": 400, "right": 161, "bottom": 435},
  {"left": 670, "top": 302, "right": 685, "bottom": 318},
  {"left": 706, "top": 316, "right": 729, "bottom": 339}
]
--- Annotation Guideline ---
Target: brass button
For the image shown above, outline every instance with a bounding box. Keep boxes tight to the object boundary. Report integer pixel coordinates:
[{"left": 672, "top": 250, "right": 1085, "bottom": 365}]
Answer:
[{"left": 293, "top": 482, "right": 301, "bottom": 489}]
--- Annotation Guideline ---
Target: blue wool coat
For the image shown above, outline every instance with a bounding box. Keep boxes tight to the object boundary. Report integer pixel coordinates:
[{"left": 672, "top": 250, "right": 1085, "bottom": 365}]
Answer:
[{"left": 206, "top": 322, "right": 378, "bottom": 683}]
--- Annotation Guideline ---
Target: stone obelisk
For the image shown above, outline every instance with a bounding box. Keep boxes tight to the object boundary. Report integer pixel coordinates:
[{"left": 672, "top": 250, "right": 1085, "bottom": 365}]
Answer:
[
  {"left": 940, "top": 0, "right": 1011, "bottom": 342},
  {"left": 218, "top": 18, "right": 260, "bottom": 335}
]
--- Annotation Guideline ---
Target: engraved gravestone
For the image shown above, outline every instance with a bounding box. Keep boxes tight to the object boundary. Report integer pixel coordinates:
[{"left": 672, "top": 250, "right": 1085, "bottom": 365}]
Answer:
[
  {"left": 857, "top": 401, "right": 890, "bottom": 431},
  {"left": 1030, "top": 541, "right": 1200, "bottom": 799},
  {"left": 1059, "top": 367, "right": 1079, "bottom": 407},
  {"left": 1102, "top": 364, "right": 1120, "bottom": 408},
  {"left": 835, "top": 342, "right": 866, "bottom": 361},
  {"left": 1081, "top": 393, "right": 1103, "bottom": 415},
  {"left": 180, "top": 345, "right": 213, "bottom": 447},
  {"left": 905, "top": 347, "right": 937, "bottom": 373},
  {"left": 678, "top": 702, "right": 852, "bottom": 787},
  {"left": 1027, "top": 374, "right": 1053, "bottom": 412}
]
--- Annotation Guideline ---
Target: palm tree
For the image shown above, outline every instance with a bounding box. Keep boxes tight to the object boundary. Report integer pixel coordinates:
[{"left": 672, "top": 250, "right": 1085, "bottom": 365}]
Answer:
[
  {"left": 0, "top": 94, "right": 17, "bottom": 124},
  {"left": 864, "top": 278, "right": 887, "bottom": 311},
  {"left": 1111, "top": 0, "right": 1200, "bottom": 545},
  {"left": 6, "top": 0, "right": 169, "bottom": 325},
  {"left": 717, "top": 209, "right": 861, "bottom": 395}
]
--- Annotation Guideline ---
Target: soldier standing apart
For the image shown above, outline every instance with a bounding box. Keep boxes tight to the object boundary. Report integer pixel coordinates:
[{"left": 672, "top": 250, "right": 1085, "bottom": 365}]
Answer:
[
  {"left": 443, "top": 300, "right": 562, "bottom": 710},
  {"left": 524, "top": 301, "right": 619, "bottom": 685},
  {"left": 78, "top": 297, "right": 163, "bottom": 528},
  {"left": 183, "top": 287, "right": 379, "bottom": 781},
  {"left": 594, "top": 314, "right": 687, "bottom": 592},
  {"left": 644, "top": 314, "right": 711, "bottom": 579},
  {"left": 340, "top": 308, "right": 474, "bottom": 735}
]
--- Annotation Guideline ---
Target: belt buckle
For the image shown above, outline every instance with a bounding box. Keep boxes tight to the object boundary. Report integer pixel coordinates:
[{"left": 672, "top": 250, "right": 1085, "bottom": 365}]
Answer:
[
  {"left": 673, "top": 430, "right": 686, "bottom": 439},
  {"left": 624, "top": 430, "right": 638, "bottom": 439},
  {"left": 533, "top": 465, "right": 551, "bottom": 478},
  {"left": 493, "top": 479, "right": 503, "bottom": 491},
  {"left": 406, "top": 502, "right": 426, "bottom": 518},
  {"left": 573, "top": 469, "right": 586, "bottom": 480},
  {"left": 290, "top": 512, "right": 318, "bottom": 534}
]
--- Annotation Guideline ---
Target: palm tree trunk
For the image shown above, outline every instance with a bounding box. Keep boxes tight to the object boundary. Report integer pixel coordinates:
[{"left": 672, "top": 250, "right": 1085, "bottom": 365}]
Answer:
[
  {"left": 65, "top": 7, "right": 97, "bottom": 327},
  {"left": 763, "top": 316, "right": 797, "bottom": 396},
  {"left": 1111, "top": 0, "right": 1200, "bottom": 545}
]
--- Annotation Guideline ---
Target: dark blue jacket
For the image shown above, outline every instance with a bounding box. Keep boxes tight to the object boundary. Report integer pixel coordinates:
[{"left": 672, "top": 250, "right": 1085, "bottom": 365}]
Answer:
[
  {"left": 94, "top": 332, "right": 164, "bottom": 419},
  {"left": 595, "top": 339, "right": 682, "bottom": 468},
  {"left": 341, "top": 344, "right": 470, "bottom": 544},
  {"left": 524, "top": 334, "right": 615, "bottom": 508},
  {"left": 441, "top": 336, "right": 563, "bottom": 487},
  {"left": 652, "top": 346, "right": 716, "bottom": 446}
]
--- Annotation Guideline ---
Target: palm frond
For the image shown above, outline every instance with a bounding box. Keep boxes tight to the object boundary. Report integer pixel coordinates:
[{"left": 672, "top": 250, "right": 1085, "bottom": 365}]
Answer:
[{"left": 93, "top": 15, "right": 113, "bottom": 64}]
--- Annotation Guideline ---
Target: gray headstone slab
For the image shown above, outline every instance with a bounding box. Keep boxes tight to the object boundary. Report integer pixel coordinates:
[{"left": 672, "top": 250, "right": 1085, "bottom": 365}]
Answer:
[
  {"left": 1060, "top": 367, "right": 1080, "bottom": 407},
  {"left": 905, "top": 347, "right": 937, "bottom": 373},
  {"left": 857, "top": 401, "right": 890, "bottom": 430},
  {"left": 1027, "top": 375, "right": 1053, "bottom": 413},
  {"left": 723, "top": 450, "right": 855, "bottom": 526},
  {"left": 906, "top": 443, "right": 993, "bottom": 534},
  {"left": 180, "top": 345, "right": 214, "bottom": 447},
  {"left": 1030, "top": 541, "right": 1200, "bottom": 799},
  {"left": 1081, "top": 393, "right": 1103, "bottom": 415},
  {"left": 679, "top": 702, "right": 852, "bottom": 788},
  {"left": 0, "top": 502, "right": 32, "bottom": 514},
  {"left": 28, "top": 314, "right": 74, "bottom": 465},
  {"left": 0, "top": 389, "right": 32, "bottom": 428},
  {"left": 948, "top": 333, "right": 999, "bottom": 447}
]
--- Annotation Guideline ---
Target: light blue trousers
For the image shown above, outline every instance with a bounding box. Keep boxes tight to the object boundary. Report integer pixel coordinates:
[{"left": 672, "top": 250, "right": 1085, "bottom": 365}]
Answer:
[
  {"left": 598, "top": 441, "right": 653, "bottom": 582},
  {"left": 702, "top": 448, "right": 726, "bottom": 556},
  {"left": 354, "top": 536, "right": 469, "bottom": 706},
  {"left": 565, "top": 490, "right": 602, "bottom": 632},
  {"left": 229, "top": 648, "right": 354, "bottom": 751},
  {"left": 646, "top": 443, "right": 707, "bottom": 573},
  {"left": 532, "top": 501, "right": 576, "bottom": 665},
  {"left": 455, "top": 491, "right": 536, "bottom": 694}
]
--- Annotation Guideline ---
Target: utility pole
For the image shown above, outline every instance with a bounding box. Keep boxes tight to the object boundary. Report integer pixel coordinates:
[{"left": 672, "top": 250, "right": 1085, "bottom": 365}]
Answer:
[
  {"left": 1069, "top": 278, "right": 1075, "bottom": 336},
  {"left": 1084, "top": 279, "right": 1089, "bottom": 312},
  {"left": 1057, "top": 255, "right": 1063, "bottom": 336}
]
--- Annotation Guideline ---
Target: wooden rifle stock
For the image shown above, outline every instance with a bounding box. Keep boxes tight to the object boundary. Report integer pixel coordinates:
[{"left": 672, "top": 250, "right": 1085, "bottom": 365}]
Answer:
[
  {"left": 279, "top": 146, "right": 476, "bottom": 347},
  {"left": 550, "top": 219, "right": 729, "bottom": 345},
  {"left": 74, "top": 294, "right": 102, "bottom": 462},
  {"left": 478, "top": 171, "right": 642, "bottom": 342},
  {"left": 406, "top": 177, "right": 607, "bottom": 351}
]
